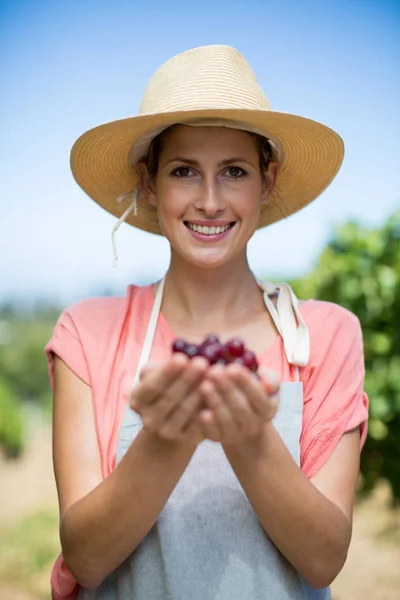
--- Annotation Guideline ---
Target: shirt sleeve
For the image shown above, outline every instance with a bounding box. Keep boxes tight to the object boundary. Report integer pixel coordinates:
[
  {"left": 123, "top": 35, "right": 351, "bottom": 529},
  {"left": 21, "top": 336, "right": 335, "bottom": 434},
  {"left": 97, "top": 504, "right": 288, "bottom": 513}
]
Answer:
[
  {"left": 50, "top": 553, "right": 79, "bottom": 600},
  {"left": 45, "top": 303, "right": 91, "bottom": 389},
  {"left": 45, "top": 304, "right": 92, "bottom": 599},
  {"left": 300, "top": 301, "right": 369, "bottom": 479}
]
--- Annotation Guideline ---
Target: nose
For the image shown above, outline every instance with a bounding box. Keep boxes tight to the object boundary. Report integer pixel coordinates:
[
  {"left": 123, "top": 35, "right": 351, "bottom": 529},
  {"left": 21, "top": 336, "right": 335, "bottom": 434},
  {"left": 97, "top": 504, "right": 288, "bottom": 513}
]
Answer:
[{"left": 194, "top": 178, "right": 226, "bottom": 216}]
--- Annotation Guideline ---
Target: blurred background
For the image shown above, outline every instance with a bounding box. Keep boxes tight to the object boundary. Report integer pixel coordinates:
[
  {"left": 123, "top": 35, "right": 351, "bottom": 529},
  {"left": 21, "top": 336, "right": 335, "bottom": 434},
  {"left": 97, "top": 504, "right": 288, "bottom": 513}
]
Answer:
[{"left": 0, "top": 0, "right": 399, "bottom": 598}]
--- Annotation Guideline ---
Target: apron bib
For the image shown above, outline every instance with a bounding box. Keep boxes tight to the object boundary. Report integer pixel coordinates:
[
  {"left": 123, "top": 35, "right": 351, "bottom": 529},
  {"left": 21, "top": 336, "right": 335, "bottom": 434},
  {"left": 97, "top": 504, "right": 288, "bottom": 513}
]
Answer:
[{"left": 78, "top": 278, "right": 331, "bottom": 600}]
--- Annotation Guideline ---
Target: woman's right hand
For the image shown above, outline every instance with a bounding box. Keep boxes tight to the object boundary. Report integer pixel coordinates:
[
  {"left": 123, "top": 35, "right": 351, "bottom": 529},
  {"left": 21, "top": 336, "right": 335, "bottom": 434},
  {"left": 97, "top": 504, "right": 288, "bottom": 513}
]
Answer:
[{"left": 129, "top": 353, "right": 208, "bottom": 444}]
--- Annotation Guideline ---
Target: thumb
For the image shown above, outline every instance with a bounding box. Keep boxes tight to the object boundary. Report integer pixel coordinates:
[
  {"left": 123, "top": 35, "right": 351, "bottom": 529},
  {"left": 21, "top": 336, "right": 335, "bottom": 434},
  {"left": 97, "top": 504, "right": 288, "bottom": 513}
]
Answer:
[
  {"left": 258, "top": 367, "right": 280, "bottom": 396},
  {"left": 139, "top": 361, "right": 159, "bottom": 381}
]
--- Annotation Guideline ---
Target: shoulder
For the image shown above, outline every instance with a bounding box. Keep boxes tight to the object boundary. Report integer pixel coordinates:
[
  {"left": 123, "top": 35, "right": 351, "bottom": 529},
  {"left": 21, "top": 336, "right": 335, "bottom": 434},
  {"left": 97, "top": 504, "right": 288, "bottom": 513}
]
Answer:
[
  {"left": 300, "top": 298, "right": 361, "bottom": 332},
  {"left": 299, "top": 299, "right": 363, "bottom": 365},
  {"left": 56, "top": 284, "right": 147, "bottom": 339},
  {"left": 268, "top": 283, "right": 360, "bottom": 332},
  {"left": 46, "top": 285, "right": 150, "bottom": 385},
  {"left": 63, "top": 294, "right": 125, "bottom": 318}
]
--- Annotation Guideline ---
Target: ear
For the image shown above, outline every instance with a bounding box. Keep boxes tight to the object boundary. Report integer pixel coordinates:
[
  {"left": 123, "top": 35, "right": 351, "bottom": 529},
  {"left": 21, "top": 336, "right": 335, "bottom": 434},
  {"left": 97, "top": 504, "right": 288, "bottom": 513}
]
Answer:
[
  {"left": 136, "top": 162, "right": 157, "bottom": 208},
  {"left": 260, "top": 161, "right": 279, "bottom": 207}
]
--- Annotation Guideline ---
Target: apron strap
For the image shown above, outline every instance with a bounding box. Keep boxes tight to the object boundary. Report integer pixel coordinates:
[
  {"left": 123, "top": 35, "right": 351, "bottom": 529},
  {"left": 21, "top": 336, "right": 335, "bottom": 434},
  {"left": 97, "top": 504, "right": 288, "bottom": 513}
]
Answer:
[
  {"left": 116, "top": 276, "right": 166, "bottom": 464},
  {"left": 258, "top": 280, "right": 310, "bottom": 368},
  {"left": 133, "top": 275, "right": 166, "bottom": 387}
]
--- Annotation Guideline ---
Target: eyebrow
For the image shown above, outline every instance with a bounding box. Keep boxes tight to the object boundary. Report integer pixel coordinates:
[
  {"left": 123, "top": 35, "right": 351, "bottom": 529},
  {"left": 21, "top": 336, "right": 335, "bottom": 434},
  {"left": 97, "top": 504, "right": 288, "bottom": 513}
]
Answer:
[{"left": 163, "top": 157, "right": 256, "bottom": 168}]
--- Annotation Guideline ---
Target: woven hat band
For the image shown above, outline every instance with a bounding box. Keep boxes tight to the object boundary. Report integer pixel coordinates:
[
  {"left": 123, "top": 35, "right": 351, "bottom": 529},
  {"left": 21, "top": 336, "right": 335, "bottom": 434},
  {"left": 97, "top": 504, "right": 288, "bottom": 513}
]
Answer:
[
  {"left": 129, "top": 117, "right": 283, "bottom": 168},
  {"left": 139, "top": 46, "right": 271, "bottom": 115}
]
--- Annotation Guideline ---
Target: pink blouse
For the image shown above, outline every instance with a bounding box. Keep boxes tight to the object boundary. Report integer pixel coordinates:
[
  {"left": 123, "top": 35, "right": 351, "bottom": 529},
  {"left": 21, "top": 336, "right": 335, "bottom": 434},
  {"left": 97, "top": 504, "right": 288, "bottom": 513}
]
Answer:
[{"left": 45, "top": 283, "right": 369, "bottom": 599}]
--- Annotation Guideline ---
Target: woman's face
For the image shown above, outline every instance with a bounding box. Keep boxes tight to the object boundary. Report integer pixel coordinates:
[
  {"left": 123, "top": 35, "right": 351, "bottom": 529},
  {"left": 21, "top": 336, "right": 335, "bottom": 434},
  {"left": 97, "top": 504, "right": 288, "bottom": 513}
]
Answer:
[{"left": 144, "top": 125, "right": 278, "bottom": 270}]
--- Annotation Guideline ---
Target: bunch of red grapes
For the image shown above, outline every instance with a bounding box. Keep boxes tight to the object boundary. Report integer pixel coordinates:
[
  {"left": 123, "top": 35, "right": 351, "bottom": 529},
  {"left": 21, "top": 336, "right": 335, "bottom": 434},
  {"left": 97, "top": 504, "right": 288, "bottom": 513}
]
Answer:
[{"left": 172, "top": 334, "right": 259, "bottom": 374}]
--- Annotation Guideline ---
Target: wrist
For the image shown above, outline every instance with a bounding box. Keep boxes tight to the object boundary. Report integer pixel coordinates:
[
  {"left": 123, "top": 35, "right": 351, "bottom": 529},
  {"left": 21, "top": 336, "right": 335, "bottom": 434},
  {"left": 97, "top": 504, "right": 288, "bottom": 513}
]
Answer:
[
  {"left": 139, "top": 426, "right": 199, "bottom": 454},
  {"left": 223, "top": 421, "right": 275, "bottom": 458}
]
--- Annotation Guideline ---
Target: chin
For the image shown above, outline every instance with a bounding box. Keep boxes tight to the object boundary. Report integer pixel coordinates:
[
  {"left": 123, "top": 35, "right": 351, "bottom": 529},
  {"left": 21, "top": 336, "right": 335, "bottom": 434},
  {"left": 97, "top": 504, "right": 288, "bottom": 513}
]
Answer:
[{"left": 185, "top": 252, "right": 234, "bottom": 270}]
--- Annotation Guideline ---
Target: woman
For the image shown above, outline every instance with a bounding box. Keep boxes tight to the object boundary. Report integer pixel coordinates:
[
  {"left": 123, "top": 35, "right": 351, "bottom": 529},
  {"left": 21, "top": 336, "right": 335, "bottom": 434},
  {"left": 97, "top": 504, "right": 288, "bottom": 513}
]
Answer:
[{"left": 46, "top": 45, "right": 369, "bottom": 599}]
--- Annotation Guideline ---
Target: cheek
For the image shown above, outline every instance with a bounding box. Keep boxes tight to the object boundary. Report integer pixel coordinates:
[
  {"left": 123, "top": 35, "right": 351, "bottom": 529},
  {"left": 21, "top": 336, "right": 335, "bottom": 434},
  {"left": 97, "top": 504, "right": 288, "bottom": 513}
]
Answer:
[
  {"left": 233, "top": 182, "right": 263, "bottom": 215},
  {"left": 153, "top": 196, "right": 183, "bottom": 239},
  {"left": 156, "top": 181, "right": 191, "bottom": 216}
]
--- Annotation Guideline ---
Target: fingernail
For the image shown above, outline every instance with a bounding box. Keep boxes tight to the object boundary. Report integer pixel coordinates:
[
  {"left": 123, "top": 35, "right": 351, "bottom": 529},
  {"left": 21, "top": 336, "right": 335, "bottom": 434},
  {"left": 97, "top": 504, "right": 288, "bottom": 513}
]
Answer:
[
  {"left": 269, "top": 390, "right": 280, "bottom": 406},
  {"left": 259, "top": 368, "right": 280, "bottom": 393},
  {"left": 265, "top": 369, "right": 279, "bottom": 385}
]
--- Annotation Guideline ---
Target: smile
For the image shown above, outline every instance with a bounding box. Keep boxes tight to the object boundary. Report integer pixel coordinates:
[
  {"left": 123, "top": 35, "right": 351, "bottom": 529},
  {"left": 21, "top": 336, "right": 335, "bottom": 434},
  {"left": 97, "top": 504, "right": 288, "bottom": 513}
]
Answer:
[{"left": 184, "top": 222, "right": 235, "bottom": 235}]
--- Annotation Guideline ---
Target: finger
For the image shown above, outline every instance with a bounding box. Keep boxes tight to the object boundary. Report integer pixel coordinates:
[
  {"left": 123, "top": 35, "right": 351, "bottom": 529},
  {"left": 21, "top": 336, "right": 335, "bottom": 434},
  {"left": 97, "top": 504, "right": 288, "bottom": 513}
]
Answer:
[
  {"left": 257, "top": 368, "right": 280, "bottom": 418},
  {"left": 157, "top": 387, "right": 204, "bottom": 440},
  {"left": 181, "top": 420, "right": 206, "bottom": 444},
  {"left": 141, "top": 357, "right": 208, "bottom": 429},
  {"left": 139, "top": 361, "right": 160, "bottom": 381},
  {"left": 199, "top": 378, "right": 240, "bottom": 442},
  {"left": 130, "top": 353, "right": 188, "bottom": 411},
  {"left": 197, "top": 406, "right": 221, "bottom": 442},
  {"left": 225, "top": 364, "right": 279, "bottom": 421},
  {"left": 258, "top": 367, "right": 280, "bottom": 395},
  {"left": 206, "top": 366, "right": 254, "bottom": 433}
]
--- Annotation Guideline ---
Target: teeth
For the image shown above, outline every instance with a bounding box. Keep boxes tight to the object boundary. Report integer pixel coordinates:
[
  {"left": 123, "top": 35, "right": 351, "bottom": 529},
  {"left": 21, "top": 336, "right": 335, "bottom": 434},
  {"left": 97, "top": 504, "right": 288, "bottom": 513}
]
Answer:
[{"left": 187, "top": 223, "right": 232, "bottom": 235}]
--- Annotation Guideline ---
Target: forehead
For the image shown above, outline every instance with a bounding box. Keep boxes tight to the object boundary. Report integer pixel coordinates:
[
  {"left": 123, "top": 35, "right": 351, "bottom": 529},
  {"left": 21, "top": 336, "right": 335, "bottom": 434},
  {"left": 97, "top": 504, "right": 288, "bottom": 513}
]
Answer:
[{"left": 161, "top": 124, "right": 257, "bottom": 155}]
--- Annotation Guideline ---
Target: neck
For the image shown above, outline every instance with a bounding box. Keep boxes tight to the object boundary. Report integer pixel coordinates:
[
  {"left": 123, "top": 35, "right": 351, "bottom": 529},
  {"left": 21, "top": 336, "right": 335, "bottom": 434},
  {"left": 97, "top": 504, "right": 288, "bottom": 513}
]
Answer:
[{"left": 159, "top": 253, "right": 265, "bottom": 334}]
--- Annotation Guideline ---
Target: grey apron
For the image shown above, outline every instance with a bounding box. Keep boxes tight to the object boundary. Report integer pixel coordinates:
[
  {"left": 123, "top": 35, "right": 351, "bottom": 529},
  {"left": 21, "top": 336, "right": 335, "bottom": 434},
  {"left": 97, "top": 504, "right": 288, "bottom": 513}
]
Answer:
[{"left": 78, "top": 278, "right": 331, "bottom": 600}]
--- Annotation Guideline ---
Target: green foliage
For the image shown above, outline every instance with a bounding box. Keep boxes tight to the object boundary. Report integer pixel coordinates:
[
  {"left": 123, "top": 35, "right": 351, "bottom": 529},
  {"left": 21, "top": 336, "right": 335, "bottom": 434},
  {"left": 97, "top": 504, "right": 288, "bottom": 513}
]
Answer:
[
  {"left": 290, "top": 210, "right": 400, "bottom": 500},
  {"left": 0, "top": 318, "right": 54, "bottom": 405},
  {"left": 0, "top": 315, "right": 55, "bottom": 455},
  {"left": 0, "top": 377, "right": 24, "bottom": 458}
]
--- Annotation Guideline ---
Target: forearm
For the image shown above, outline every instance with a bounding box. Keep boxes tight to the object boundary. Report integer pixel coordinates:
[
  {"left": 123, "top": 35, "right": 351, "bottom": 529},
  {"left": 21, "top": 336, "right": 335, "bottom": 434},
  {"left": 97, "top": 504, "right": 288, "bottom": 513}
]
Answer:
[
  {"left": 61, "top": 428, "right": 198, "bottom": 588},
  {"left": 223, "top": 423, "right": 351, "bottom": 589}
]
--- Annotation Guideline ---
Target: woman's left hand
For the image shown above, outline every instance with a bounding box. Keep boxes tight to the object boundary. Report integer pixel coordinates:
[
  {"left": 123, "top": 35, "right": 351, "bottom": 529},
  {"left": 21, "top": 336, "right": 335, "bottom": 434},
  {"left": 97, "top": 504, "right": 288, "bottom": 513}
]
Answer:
[{"left": 195, "top": 364, "right": 280, "bottom": 445}]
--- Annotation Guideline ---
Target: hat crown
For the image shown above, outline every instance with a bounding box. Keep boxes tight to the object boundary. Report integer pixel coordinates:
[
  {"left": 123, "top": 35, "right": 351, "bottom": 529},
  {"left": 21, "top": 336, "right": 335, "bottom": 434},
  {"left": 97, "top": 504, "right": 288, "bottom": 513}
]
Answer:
[{"left": 139, "top": 45, "right": 271, "bottom": 115}]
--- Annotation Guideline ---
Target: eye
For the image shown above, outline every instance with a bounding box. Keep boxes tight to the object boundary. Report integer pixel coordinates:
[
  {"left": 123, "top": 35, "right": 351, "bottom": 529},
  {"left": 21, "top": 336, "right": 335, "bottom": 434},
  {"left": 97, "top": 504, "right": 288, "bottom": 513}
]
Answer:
[
  {"left": 171, "top": 166, "right": 194, "bottom": 178},
  {"left": 225, "top": 166, "right": 246, "bottom": 178}
]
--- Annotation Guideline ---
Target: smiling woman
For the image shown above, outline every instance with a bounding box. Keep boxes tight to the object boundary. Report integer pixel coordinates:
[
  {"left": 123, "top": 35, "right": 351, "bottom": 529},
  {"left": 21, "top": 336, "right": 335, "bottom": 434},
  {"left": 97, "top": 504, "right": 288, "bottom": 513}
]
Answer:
[
  {"left": 46, "top": 45, "right": 368, "bottom": 600},
  {"left": 135, "top": 124, "right": 278, "bottom": 270}
]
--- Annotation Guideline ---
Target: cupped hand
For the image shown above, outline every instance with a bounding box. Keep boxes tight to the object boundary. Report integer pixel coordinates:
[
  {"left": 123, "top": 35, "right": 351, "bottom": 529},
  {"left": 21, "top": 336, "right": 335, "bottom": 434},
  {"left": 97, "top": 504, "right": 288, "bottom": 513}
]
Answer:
[
  {"left": 195, "top": 364, "right": 280, "bottom": 445},
  {"left": 129, "top": 353, "right": 209, "bottom": 444}
]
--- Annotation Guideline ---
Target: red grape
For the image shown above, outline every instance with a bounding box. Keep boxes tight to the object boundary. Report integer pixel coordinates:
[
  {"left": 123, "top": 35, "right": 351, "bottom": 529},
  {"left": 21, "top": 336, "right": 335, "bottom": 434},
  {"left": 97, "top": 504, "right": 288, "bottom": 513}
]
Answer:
[
  {"left": 233, "top": 357, "right": 245, "bottom": 366},
  {"left": 225, "top": 338, "right": 245, "bottom": 359},
  {"left": 202, "top": 334, "right": 220, "bottom": 346},
  {"left": 171, "top": 334, "right": 259, "bottom": 374},
  {"left": 186, "top": 344, "right": 200, "bottom": 358},
  {"left": 242, "top": 350, "right": 258, "bottom": 373},
  {"left": 201, "top": 342, "right": 225, "bottom": 364},
  {"left": 172, "top": 339, "right": 187, "bottom": 354}
]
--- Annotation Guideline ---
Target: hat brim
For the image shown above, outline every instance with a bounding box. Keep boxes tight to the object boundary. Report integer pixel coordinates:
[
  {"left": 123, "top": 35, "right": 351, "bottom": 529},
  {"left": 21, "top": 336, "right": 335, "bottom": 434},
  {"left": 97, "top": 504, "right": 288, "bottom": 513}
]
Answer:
[{"left": 70, "top": 108, "right": 344, "bottom": 235}]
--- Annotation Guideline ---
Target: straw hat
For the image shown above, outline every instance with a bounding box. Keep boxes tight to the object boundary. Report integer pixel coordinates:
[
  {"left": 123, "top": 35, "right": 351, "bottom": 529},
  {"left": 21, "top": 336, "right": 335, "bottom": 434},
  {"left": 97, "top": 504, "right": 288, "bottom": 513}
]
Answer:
[{"left": 70, "top": 44, "right": 344, "bottom": 236}]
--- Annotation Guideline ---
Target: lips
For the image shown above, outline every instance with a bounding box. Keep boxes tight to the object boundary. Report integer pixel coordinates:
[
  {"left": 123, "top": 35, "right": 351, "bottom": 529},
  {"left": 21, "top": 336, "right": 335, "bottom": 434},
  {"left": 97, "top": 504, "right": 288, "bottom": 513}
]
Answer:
[
  {"left": 185, "top": 221, "right": 234, "bottom": 235},
  {"left": 183, "top": 220, "right": 236, "bottom": 241}
]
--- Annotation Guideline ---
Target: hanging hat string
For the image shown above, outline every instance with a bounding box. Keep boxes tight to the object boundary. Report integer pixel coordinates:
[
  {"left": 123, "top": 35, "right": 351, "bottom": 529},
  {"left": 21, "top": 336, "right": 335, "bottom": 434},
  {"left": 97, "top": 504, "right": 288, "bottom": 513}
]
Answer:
[{"left": 111, "top": 186, "right": 139, "bottom": 268}]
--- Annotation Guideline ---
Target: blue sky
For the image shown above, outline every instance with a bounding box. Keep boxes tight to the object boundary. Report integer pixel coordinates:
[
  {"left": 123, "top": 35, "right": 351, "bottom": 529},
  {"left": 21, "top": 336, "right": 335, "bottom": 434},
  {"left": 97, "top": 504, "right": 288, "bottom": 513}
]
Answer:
[{"left": 1, "top": 0, "right": 399, "bottom": 305}]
